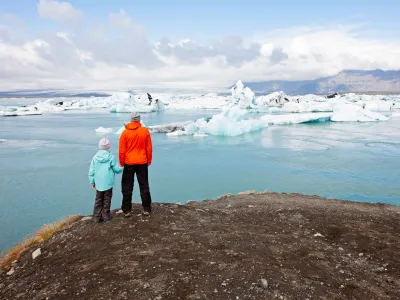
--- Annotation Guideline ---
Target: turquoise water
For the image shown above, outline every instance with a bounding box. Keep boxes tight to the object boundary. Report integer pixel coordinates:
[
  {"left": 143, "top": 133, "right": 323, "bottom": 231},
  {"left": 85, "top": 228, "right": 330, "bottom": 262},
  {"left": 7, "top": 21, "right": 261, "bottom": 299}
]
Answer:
[{"left": 1, "top": 110, "right": 399, "bottom": 250}]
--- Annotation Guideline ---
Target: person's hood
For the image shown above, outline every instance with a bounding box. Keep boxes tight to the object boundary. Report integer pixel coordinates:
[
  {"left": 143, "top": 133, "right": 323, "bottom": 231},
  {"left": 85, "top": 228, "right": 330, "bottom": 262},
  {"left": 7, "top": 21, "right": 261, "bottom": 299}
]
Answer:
[
  {"left": 125, "top": 122, "right": 142, "bottom": 130},
  {"left": 94, "top": 150, "right": 113, "bottom": 163}
]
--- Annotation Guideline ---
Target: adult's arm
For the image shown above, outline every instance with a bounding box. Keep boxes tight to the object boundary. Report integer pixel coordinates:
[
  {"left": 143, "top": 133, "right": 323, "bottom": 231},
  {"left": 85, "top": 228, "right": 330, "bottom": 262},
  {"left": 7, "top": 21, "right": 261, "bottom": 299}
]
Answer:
[
  {"left": 119, "top": 132, "right": 126, "bottom": 167},
  {"left": 146, "top": 130, "right": 153, "bottom": 166},
  {"left": 88, "top": 158, "right": 95, "bottom": 185}
]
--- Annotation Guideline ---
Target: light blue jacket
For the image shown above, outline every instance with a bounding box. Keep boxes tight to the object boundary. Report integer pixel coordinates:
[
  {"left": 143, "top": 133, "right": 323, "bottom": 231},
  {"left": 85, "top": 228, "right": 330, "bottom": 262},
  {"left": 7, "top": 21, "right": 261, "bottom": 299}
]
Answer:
[{"left": 88, "top": 150, "right": 123, "bottom": 192}]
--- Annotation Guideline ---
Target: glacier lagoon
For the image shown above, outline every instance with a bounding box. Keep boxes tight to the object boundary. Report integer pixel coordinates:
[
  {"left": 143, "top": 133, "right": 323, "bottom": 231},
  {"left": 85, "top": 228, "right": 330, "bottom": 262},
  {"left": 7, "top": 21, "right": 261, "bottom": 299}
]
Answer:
[{"left": 1, "top": 108, "right": 400, "bottom": 250}]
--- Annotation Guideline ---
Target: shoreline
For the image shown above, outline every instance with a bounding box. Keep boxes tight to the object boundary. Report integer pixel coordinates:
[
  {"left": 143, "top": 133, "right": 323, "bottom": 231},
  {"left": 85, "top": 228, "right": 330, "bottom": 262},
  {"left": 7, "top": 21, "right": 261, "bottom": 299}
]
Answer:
[{"left": 1, "top": 191, "right": 399, "bottom": 299}]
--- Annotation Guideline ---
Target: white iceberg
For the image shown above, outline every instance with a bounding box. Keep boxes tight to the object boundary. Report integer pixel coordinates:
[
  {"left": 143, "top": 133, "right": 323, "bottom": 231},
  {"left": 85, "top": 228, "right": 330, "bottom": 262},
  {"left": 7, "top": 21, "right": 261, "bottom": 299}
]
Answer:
[
  {"left": 167, "top": 106, "right": 267, "bottom": 137},
  {"left": 149, "top": 121, "right": 193, "bottom": 133},
  {"left": 0, "top": 139, "right": 6, "bottom": 143},
  {"left": 95, "top": 127, "right": 113, "bottom": 134},
  {"left": 256, "top": 91, "right": 288, "bottom": 107},
  {"left": 331, "top": 103, "right": 389, "bottom": 122},
  {"left": 261, "top": 112, "right": 332, "bottom": 125},
  {"left": 3, "top": 109, "right": 42, "bottom": 117},
  {"left": 231, "top": 80, "right": 256, "bottom": 108}
]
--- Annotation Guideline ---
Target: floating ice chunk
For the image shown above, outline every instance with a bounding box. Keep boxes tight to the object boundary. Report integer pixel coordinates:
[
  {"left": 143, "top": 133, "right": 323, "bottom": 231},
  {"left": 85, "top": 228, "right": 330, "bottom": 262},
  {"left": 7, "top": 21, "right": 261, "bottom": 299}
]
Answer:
[
  {"left": 281, "top": 102, "right": 307, "bottom": 113},
  {"left": 331, "top": 103, "right": 389, "bottom": 122},
  {"left": 149, "top": 121, "right": 192, "bottom": 133},
  {"left": 268, "top": 107, "right": 281, "bottom": 114},
  {"left": 362, "top": 101, "right": 395, "bottom": 112},
  {"left": 0, "top": 139, "right": 6, "bottom": 143},
  {"left": 95, "top": 127, "right": 113, "bottom": 134},
  {"left": 3, "top": 110, "right": 42, "bottom": 117},
  {"left": 300, "top": 94, "right": 328, "bottom": 102},
  {"left": 261, "top": 113, "right": 332, "bottom": 125},
  {"left": 231, "top": 80, "right": 256, "bottom": 108},
  {"left": 256, "top": 91, "right": 287, "bottom": 107},
  {"left": 168, "top": 106, "right": 267, "bottom": 137}
]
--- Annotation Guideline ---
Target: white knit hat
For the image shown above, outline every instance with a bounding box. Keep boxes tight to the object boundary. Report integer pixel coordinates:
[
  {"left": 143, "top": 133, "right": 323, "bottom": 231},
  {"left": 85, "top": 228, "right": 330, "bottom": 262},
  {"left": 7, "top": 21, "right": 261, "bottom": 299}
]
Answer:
[{"left": 98, "top": 138, "right": 111, "bottom": 150}]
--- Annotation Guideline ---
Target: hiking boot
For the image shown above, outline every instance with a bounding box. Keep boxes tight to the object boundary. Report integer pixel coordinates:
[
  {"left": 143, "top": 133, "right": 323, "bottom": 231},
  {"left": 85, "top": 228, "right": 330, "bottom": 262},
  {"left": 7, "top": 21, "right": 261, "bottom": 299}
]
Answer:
[
  {"left": 103, "top": 216, "right": 113, "bottom": 222},
  {"left": 142, "top": 207, "right": 151, "bottom": 217},
  {"left": 123, "top": 212, "right": 132, "bottom": 218}
]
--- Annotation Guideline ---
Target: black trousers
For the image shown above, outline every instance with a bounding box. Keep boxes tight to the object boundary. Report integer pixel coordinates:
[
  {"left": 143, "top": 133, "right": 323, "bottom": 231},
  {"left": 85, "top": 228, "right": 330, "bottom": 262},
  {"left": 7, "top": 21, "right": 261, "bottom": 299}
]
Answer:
[
  {"left": 94, "top": 188, "right": 113, "bottom": 221},
  {"left": 121, "top": 164, "right": 152, "bottom": 213}
]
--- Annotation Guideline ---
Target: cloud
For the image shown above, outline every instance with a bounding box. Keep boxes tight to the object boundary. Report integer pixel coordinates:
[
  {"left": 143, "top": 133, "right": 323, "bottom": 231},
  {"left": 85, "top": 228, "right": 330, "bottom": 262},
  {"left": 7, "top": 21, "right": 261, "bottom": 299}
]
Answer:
[
  {"left": 155, "top": 36, "right": 262, "bottom": 67},
  {"left": 37, "top": 0, "right": 81, "bottom": 22},
  {"left": 269, "top": 48, "right": 288, "bottom": 64},
  {"left": 1, "top": 7, "right": 400, "bottom": 91}
]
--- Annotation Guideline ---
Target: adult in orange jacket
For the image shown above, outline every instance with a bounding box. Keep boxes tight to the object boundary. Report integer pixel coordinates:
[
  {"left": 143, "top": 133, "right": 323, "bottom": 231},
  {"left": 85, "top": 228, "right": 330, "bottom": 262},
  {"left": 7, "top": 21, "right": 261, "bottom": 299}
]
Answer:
[{"left": 119, "top": 112, "right": 153, "bottom": 216}]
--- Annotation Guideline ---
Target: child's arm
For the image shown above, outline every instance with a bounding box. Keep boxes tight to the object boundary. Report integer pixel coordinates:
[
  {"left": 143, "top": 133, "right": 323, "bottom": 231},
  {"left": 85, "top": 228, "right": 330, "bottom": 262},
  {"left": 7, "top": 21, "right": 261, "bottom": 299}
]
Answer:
[
  {"left": 88, "top": 158, "right": 96, "bottom": 186},
  {"left": 111, "top": 155, "right": 123, "bottom": 174}
]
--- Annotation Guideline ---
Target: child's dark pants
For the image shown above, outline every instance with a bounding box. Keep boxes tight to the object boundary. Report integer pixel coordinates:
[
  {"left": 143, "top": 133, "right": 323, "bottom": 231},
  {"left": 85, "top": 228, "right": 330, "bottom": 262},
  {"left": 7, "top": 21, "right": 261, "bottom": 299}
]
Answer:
[{"left": 94, "top": 188, "right": 113, "bottom": 222}]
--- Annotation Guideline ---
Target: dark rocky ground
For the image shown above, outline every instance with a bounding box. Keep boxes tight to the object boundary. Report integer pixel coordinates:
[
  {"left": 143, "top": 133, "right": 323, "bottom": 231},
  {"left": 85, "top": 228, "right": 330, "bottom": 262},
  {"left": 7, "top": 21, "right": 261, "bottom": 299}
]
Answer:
[{"left": 1, "top": 191, "right": 399, "bottom": 300}]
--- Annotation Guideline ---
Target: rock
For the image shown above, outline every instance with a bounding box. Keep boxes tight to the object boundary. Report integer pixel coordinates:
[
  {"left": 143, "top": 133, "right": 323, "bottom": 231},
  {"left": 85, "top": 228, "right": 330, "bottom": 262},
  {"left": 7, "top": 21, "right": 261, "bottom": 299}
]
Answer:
[
  {"left": 32, "top": 248, "right": 42, "bottom": 260},
  {"left": 338, "top": 247, "right": 344, "bottom": 251},
  {"left": 238, "top": 190, "right": 257, "bottom": 195},
  {"left": 260, "top": 278, "right": 269, "bottom": 289},
  {"left": 11, "top": 260, "right": 18, "bottom": 266},
  {"left": 7, "top": 268, "right": 15, "bottom": 276},
  {"left": 81, "top": 216, "right": 93, "bottom": 221},
  {"left": 313, "top": 233, "right": 324, "bottom": 238},
  {"left": 359, "top": 253, "right": 364, "bottom": 257},
  {"left": 176, "top": 202, "right": 182, "bottom": 206},
  {"left": 186, "top": 200, "right": 197, "bottom": 205},
  {"left": 116, "top": 210, "right": 123, "bottom": 215},
  {"left": 143, "top": 283, "right": 150, "bottom": 289},
  {"left": 215, "top": 193, "right": 233, "bottom": 201}
]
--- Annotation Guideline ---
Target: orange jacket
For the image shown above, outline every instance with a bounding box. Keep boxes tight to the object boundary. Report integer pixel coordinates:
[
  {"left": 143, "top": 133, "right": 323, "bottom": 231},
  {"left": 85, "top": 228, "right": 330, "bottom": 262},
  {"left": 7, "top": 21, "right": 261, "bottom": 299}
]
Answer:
[{"left": 119, "top": 122, "right": 152, "bottom": 167}]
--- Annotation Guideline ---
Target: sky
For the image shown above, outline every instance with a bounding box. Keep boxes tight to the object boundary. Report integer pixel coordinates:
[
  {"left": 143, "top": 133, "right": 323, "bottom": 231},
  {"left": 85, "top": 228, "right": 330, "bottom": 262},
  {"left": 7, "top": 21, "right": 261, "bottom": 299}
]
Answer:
[{"left": 0, "top": 0, "right": 400, "bottom": 91}]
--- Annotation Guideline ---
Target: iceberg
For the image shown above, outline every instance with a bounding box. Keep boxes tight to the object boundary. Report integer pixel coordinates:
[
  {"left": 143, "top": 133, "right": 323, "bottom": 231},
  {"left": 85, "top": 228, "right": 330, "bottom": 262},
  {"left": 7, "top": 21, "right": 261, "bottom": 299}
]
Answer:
[
  {"left": 167, "top": 106, "right": 267, "bottom": 137},
  {"left": 95, "top": 127, "right": 113, "bottom": 134},
  {"left": 331, "top": 103, "right": 389, "bottom": 122},
  {"left": 268, "top": 107, "right": 282, "bottom": 114},
  {"left": 3, "top": 110, "right": 42, "bottom": 117},
  {"left": 109, "top": 92, "right": 165, "bottom": 113},
  {"left": 166, "top": 110, "right": 334, "bottom": 137},
  {"left": 256, "top": 91, "right": 288, "bottom": 107},
  {"left": 164, "top": 93, "right": 229, "bottom": 110},
  {"left": 231, "top": 80, "right": 256, "bottom": 108},
  {"left": 0, "top": 139, "right": 6, "bottom": 143},
  {"left": 261, "top": 113, "right": 332, "bottom": 125},
  {"left": 149, "top": 121, "right": 193, "bottom": 133}
]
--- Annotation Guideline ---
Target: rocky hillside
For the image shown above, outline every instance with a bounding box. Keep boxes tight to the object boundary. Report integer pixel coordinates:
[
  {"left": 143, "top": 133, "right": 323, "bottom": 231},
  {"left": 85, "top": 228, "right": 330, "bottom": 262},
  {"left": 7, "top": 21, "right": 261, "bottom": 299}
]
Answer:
[
  {"left": 244, "top": 69, "right": 400, "bottom": 94},
  {"left": 1, "top": 192, "right": 399, "bottom": 300}
]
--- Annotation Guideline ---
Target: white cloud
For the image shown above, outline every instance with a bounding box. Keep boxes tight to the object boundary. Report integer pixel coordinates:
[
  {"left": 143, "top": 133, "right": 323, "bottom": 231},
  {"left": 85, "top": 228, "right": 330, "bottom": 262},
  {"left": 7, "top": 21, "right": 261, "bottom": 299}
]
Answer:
[
  {"left": 1, "top": 8, "right": 400, "bottom": 91},
  {"left": 37, "top": 0, "right": 81, "bottom": 22}
]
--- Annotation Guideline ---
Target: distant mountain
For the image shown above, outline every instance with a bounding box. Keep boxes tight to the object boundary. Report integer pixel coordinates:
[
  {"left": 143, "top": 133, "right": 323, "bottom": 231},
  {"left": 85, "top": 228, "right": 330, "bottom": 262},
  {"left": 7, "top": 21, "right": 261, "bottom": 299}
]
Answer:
[
  {"left": 242, "top": 69, "right": 400, "bottom": 95},
  {"left": 0, "top": 89, "right": 110, "bottom": 98}
]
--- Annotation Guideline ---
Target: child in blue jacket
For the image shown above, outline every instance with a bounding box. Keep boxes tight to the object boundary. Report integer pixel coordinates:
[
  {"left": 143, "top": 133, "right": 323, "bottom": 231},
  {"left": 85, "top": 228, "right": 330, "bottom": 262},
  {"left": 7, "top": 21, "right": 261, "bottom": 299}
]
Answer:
[{"left": 88, "top": 138, "right": 123, "bottom": 223}]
